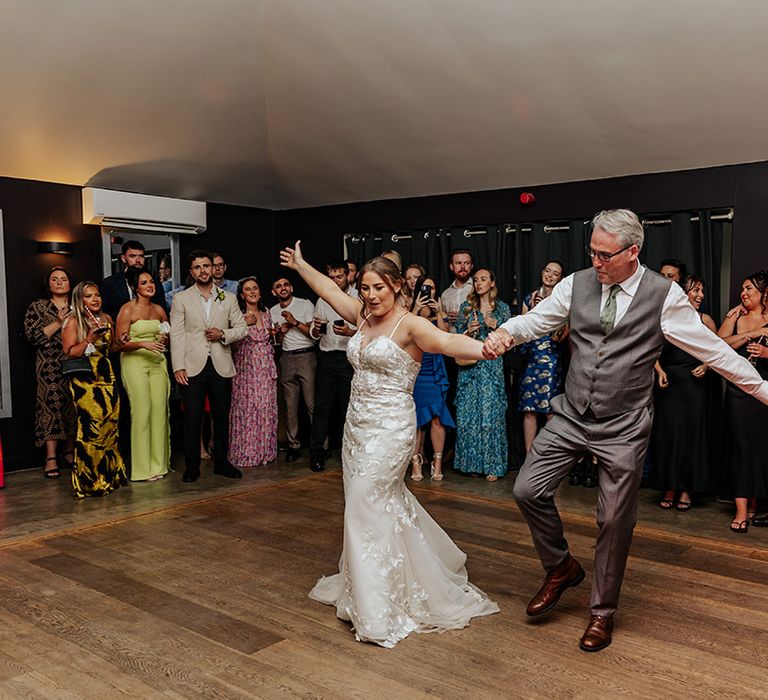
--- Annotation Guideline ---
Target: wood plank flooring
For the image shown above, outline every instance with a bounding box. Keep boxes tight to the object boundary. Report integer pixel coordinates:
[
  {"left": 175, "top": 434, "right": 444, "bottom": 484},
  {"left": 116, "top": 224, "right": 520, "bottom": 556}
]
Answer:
[{"left": 0, "top": 469, "right": 766, "bottom": 698}]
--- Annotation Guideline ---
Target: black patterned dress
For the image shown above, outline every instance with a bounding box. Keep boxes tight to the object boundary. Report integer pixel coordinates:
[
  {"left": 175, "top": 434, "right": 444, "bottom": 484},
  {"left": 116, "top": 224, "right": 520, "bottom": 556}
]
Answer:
[
  {"left": 23, "top": 299, "right": 76, "bottom": 446},
  {"left": 69, "top": 327, "right": 127, "bottom": 498}
]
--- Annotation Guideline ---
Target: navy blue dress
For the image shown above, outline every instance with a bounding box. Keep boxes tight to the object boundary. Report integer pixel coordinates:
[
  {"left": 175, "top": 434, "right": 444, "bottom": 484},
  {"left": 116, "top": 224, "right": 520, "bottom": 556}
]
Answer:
[{"left": 517, "top": 292, "right": 564, "bottom": 414}]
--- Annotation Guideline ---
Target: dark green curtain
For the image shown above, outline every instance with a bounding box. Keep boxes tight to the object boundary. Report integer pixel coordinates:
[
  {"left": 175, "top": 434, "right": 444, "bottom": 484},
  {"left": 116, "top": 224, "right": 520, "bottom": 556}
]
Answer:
[
  {"left": 514, "top": 221, "right": 591, "bottom": 311},
  {"left": 640, "top": 211, "right": 726, "bottom": 322},
  {"left": 346, "top": 226, "right": 514, "bottom": 302},
  {"left": 346, "top": 210, "right": 728, "bottom": 319},
  {"left": 442, "top": 225, "right": 515, "bottom": 303}
]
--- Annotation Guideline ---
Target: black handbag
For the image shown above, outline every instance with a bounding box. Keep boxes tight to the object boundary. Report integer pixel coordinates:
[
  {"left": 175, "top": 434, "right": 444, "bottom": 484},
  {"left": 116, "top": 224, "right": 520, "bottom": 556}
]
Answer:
[{"left": 61, "top": 357, "right": 93, "bottom": 379}]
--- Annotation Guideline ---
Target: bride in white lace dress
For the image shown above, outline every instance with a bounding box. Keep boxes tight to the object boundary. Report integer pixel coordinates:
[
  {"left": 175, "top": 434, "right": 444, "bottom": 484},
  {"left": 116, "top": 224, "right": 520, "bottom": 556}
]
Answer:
[{"left": 280, "top": 244, "right": 499, "bottom": 648}]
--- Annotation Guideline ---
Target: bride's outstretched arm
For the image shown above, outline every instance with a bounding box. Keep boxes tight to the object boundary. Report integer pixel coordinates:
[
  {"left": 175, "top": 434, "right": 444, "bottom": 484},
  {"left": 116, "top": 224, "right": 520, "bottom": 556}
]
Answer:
[
  {"left": 409, "top": 315, "right": 498, "bottom": 360},
  {"left": 280, "top": 241, "right": 359, "bottom": 325}
]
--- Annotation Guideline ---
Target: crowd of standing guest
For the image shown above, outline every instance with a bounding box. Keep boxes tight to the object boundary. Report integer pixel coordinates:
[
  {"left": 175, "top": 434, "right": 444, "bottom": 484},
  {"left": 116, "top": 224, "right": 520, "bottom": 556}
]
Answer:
[{"left": 20, "top": 236, "right": 768, "bottom": 537}]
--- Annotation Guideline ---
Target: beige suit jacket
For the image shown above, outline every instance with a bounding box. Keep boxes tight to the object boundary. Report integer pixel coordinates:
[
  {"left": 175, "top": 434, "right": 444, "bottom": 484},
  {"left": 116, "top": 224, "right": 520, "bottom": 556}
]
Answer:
[{"left": 170, "top": 286, "right": 247, "bottom": 378}]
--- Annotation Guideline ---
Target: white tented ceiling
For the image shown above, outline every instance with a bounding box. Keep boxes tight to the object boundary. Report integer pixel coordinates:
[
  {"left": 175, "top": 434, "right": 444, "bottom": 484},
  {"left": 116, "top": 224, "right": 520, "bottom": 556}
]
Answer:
[{"left": 1, "top": 0, "right": 767, "bottom": 209}]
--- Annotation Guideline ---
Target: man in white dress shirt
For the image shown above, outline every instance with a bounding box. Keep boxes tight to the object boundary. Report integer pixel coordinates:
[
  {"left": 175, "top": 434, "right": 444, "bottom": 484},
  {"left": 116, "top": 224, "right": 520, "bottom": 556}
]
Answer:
[
  {"left": 270, "top": 277, "right": 316, "bottom": 462},
  {"left": 484, "top": 209, "right": 768, "bottom": 652},
  {"left": 171, "top": 250, "right": 247, "bottom": 483},
  {"left": 439, "top": 249, "right": 474, "bottom": 332},
  {"left": 308, "top": 261, "right": 358, "bottom": 472}
]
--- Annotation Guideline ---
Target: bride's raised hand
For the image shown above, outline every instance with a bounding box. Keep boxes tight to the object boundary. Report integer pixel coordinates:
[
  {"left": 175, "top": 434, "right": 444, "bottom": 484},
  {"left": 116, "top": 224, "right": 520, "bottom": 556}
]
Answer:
[{"left": 279, "top": 240, "right": 304, "bottom": 270}]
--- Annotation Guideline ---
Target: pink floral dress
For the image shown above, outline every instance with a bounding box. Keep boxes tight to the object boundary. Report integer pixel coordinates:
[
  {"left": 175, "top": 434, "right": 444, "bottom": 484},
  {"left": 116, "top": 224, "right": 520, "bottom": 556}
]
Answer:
[{"left": 228, "top": 313, "right": 278, "bottom": 466}]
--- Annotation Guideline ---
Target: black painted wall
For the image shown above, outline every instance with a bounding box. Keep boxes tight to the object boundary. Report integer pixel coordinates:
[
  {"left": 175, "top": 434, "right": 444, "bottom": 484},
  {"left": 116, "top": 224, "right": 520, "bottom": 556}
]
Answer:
[
  {"left": 0, "top": 177, "right": 274, "bottom": 470},
  {"left": 275, "top": 162, "right": 768, "bottom": 304},
  {"left": 3, "top": 161, "right": 768, "bottom": 469}
]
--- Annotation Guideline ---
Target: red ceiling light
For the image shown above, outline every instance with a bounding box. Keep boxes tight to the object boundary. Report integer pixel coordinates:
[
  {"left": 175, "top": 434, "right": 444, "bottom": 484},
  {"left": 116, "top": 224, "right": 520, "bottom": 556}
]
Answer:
[{"left": 520, "top": 192, "right": 535, "bottom": 205}]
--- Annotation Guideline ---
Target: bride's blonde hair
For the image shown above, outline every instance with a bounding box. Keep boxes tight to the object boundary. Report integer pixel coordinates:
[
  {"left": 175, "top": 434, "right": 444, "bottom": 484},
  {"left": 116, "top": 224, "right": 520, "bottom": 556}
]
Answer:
[{"left": 357, "top": 257, "right": 405, "bottom": 311}]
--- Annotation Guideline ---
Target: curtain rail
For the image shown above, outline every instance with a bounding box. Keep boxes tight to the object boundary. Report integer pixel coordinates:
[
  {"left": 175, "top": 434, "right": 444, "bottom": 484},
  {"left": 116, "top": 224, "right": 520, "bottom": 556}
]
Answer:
[{"left": 344, "top": 208, "right": 734, "bottom": 242}]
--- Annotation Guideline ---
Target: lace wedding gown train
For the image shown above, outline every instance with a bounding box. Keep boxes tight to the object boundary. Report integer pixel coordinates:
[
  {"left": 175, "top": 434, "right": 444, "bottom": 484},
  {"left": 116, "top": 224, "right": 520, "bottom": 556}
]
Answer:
[{"left": 310, "top": 325, "right": 499, "bottom": 648}]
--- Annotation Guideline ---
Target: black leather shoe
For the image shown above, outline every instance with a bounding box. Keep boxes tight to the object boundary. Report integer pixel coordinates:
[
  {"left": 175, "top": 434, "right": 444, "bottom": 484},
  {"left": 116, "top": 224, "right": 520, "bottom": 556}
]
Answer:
[
  {"left": 751, "top": 513, "right": 768, "bottom": 527},
  {"left": 568, "top": 470, "right": 583, "bottom": 486},
  {"left": 582, "top": 466, "right": 598, "bottom": 488},
  {"left": 213, "top": 462, "right": 242, "bottom": 479},
  {"left": 310, "top": 461, "right": 325, "bottom": 473},
  {"left": 285, "top": 449, "right": 300, "bottom": 463},
  {"left": 182, "top": 467, "right": 200, "bottom": 483}
]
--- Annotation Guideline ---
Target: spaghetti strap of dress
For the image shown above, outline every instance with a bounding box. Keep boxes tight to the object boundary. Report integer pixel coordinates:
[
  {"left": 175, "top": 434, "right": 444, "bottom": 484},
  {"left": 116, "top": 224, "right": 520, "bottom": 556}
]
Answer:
[{"left": 388, "top": 313, "right": 408, "bottom": 339}]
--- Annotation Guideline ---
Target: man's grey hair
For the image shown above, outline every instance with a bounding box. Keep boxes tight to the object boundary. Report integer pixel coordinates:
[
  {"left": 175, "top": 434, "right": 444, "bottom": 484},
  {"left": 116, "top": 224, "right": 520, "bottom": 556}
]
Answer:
[{"left": 592, "top": 209, "right": 644, "bottom": 251}]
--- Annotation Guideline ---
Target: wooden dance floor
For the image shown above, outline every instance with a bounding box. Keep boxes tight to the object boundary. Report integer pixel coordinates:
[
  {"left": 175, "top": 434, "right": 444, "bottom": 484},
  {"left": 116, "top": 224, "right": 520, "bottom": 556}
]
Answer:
[{"left": 0, "top": 466, "right": 766, "bottom": 698}]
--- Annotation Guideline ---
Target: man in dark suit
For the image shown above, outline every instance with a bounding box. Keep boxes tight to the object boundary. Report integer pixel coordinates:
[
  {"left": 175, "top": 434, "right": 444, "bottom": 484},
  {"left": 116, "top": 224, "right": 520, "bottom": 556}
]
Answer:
[{"left": 101, "top": 240, "right": 167, "bottom": 318}]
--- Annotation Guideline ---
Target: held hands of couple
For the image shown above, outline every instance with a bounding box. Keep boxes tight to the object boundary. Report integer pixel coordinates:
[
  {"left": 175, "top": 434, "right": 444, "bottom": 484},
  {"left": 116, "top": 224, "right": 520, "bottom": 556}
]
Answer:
[{"left": 481, "top": 328, "right": 514, "bottom": 359}]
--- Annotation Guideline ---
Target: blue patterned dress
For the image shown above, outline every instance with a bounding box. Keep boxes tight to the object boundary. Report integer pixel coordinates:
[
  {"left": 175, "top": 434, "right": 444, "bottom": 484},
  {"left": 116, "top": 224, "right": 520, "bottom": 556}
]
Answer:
[
  {"left": 454, "top": 300, "right": 511, "bottom": 477},
  {"left": 516, "top": 292, "right": 564, "bottom": 414}
]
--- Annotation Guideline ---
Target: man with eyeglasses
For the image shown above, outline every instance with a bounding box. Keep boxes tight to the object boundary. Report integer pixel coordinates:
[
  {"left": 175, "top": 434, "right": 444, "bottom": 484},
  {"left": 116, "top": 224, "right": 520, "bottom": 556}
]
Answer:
[
  {"left": 211, "top": 253, "right": 238, "bottom": 294},
  {"left": 483, "top": 208, "right": 768, "bottom": 653}
]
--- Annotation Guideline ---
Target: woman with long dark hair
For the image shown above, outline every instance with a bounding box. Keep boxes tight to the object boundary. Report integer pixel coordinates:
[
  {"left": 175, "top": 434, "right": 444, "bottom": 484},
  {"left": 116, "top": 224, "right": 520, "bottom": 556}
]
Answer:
[
  {"left": 115, "top": 268, "right": 170, "bottom": 482},
  {"left": 652, "top": 274, "right": 717, "bottom": 510},
  {"left": 23, "top": 267, "right": 77, "bottom": 478},
  {"left": 62, "top": 281, "right": 127, "bottom": 498},
  {"left": 408, "top": 273, "right": 454, "bottom": 481},
  {"left": 454, "top": 269, "right": 511, "bottom": 481},
  {"left": 517, "top": 260, "right": 566, "bottom": 453},
  {"left": 228, "top": 277, "right": 278, "bottom": 466},
  {"left": 718, "top": 270, "right": 768, "bottom": 532},
  {"left": 280, "top": 244, "right": 498, "bottom": 648}
]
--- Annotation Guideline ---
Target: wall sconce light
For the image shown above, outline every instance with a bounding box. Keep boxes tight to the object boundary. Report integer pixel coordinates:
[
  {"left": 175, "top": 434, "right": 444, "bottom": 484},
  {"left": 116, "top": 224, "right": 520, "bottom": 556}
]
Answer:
[{"left": 37, "top": 241, "right": 74, "bottom": 255}]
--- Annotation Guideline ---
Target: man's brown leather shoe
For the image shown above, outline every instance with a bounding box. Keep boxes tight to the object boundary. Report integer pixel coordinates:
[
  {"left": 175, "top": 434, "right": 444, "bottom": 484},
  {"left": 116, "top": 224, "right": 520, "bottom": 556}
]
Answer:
[
  {"left": 525, "top": 555, "right": 585, "bottom": 617},
  {"left": 579, "top": 614, "right": 614, "bottom": 652}
]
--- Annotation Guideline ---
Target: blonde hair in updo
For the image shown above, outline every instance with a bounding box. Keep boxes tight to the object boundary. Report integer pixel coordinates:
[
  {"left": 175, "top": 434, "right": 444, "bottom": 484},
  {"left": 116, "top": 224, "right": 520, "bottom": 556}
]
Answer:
[{"left": 358, "top": 257, "right": 406, "bottom": 311}]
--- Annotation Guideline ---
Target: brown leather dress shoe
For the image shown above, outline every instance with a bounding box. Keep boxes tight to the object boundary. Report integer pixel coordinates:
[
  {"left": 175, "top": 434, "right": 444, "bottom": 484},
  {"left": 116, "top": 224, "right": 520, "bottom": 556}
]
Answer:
[
  {"left": 526, "top": 555, "right": 585, "bottom": 617},
  {"left": 579, "top": 614, "right": 614, "bottom": 652}
]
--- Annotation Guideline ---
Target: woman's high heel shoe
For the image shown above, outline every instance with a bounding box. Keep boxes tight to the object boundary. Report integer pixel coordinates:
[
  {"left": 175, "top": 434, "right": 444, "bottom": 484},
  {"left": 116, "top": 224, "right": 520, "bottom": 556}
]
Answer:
[
  {"left": 431, "top": 452, "right": 444, "bottom": 481},
  {"left": 410, "top": 453, "right": 424, "bottom": 481}
]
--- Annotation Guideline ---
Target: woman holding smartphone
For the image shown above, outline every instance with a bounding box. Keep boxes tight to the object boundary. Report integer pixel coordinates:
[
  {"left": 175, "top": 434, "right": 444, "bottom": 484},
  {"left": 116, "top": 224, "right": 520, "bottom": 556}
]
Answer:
[
  {"left": 62, "top": 281, "right": 127, "bottom": 498},
  {"left": 409, "top": 274, "right": 454, "bottom": 481}
]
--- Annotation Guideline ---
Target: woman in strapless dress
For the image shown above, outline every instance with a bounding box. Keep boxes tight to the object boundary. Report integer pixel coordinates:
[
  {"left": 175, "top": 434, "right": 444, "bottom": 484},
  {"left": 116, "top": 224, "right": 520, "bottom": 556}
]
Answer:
[{"left": 115, "top": 268, "right": 170, "bottom": 482}]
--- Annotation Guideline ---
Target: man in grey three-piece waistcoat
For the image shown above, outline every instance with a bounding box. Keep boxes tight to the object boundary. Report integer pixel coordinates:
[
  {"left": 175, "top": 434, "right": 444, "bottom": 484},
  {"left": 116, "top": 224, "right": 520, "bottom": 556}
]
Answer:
[{"left": 484, "top": 208, "right": 768, "bottom": 652}]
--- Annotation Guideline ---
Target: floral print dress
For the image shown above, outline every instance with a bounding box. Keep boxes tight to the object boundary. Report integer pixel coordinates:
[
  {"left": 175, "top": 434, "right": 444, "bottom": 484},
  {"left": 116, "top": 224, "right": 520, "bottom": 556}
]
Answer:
[
  {"left": 516, "top": 292, "right": 564, "bottom": 414},
  {"left": 454, "top": 300, "right": 511, "bottom": 477},
  {"left": 228, "top": 313, "right": 278, "bottom": 466}
]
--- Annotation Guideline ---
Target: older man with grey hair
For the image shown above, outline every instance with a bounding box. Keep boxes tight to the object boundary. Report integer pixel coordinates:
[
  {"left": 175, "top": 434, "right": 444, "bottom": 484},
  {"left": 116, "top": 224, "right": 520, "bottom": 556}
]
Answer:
[{"left": 485, "top": 208, "right": 768, "bottom": 652}]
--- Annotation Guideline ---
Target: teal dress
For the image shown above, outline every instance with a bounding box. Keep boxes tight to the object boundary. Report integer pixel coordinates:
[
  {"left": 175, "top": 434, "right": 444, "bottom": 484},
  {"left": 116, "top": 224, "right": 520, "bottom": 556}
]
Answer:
[{"left": 454, "top": 301, "right": 511, "bottom": 477}]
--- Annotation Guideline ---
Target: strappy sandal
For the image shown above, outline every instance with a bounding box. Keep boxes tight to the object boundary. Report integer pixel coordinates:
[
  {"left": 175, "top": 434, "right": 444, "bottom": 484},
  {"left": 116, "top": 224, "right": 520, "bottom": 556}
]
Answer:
[
  {"left": 60, "top": 450, "right": 75, "bottom": 470},
  {"left": 410, "top": 454, "right": 424, "bottom": 481},
  {"left": 730, "top": 519, "right": 749, "bottom": 534},
  {"left": 430, "top": 452, "right": 444, "bottom": 481},
  {"left": 659, "top": 499, "right": 675, "bottom": 510},
  {"left": 676, "top": 500, "right": 692, "bottom": 512},
  {"left": 44, "top": 456, "right": 60, "bottom": 479}
]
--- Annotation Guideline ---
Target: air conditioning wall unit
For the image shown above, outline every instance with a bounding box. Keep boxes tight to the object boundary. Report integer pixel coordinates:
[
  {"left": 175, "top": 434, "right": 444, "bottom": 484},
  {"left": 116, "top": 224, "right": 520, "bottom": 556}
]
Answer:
[{"left": 82, "top": 187, "right": 207, "bottom": 235}]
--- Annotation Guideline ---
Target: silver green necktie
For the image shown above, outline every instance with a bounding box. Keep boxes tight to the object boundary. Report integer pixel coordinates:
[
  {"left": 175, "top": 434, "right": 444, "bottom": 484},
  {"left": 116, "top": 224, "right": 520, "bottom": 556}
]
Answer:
[{"left": 600, "top": 284, "right": 621, "bottom": 334}]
